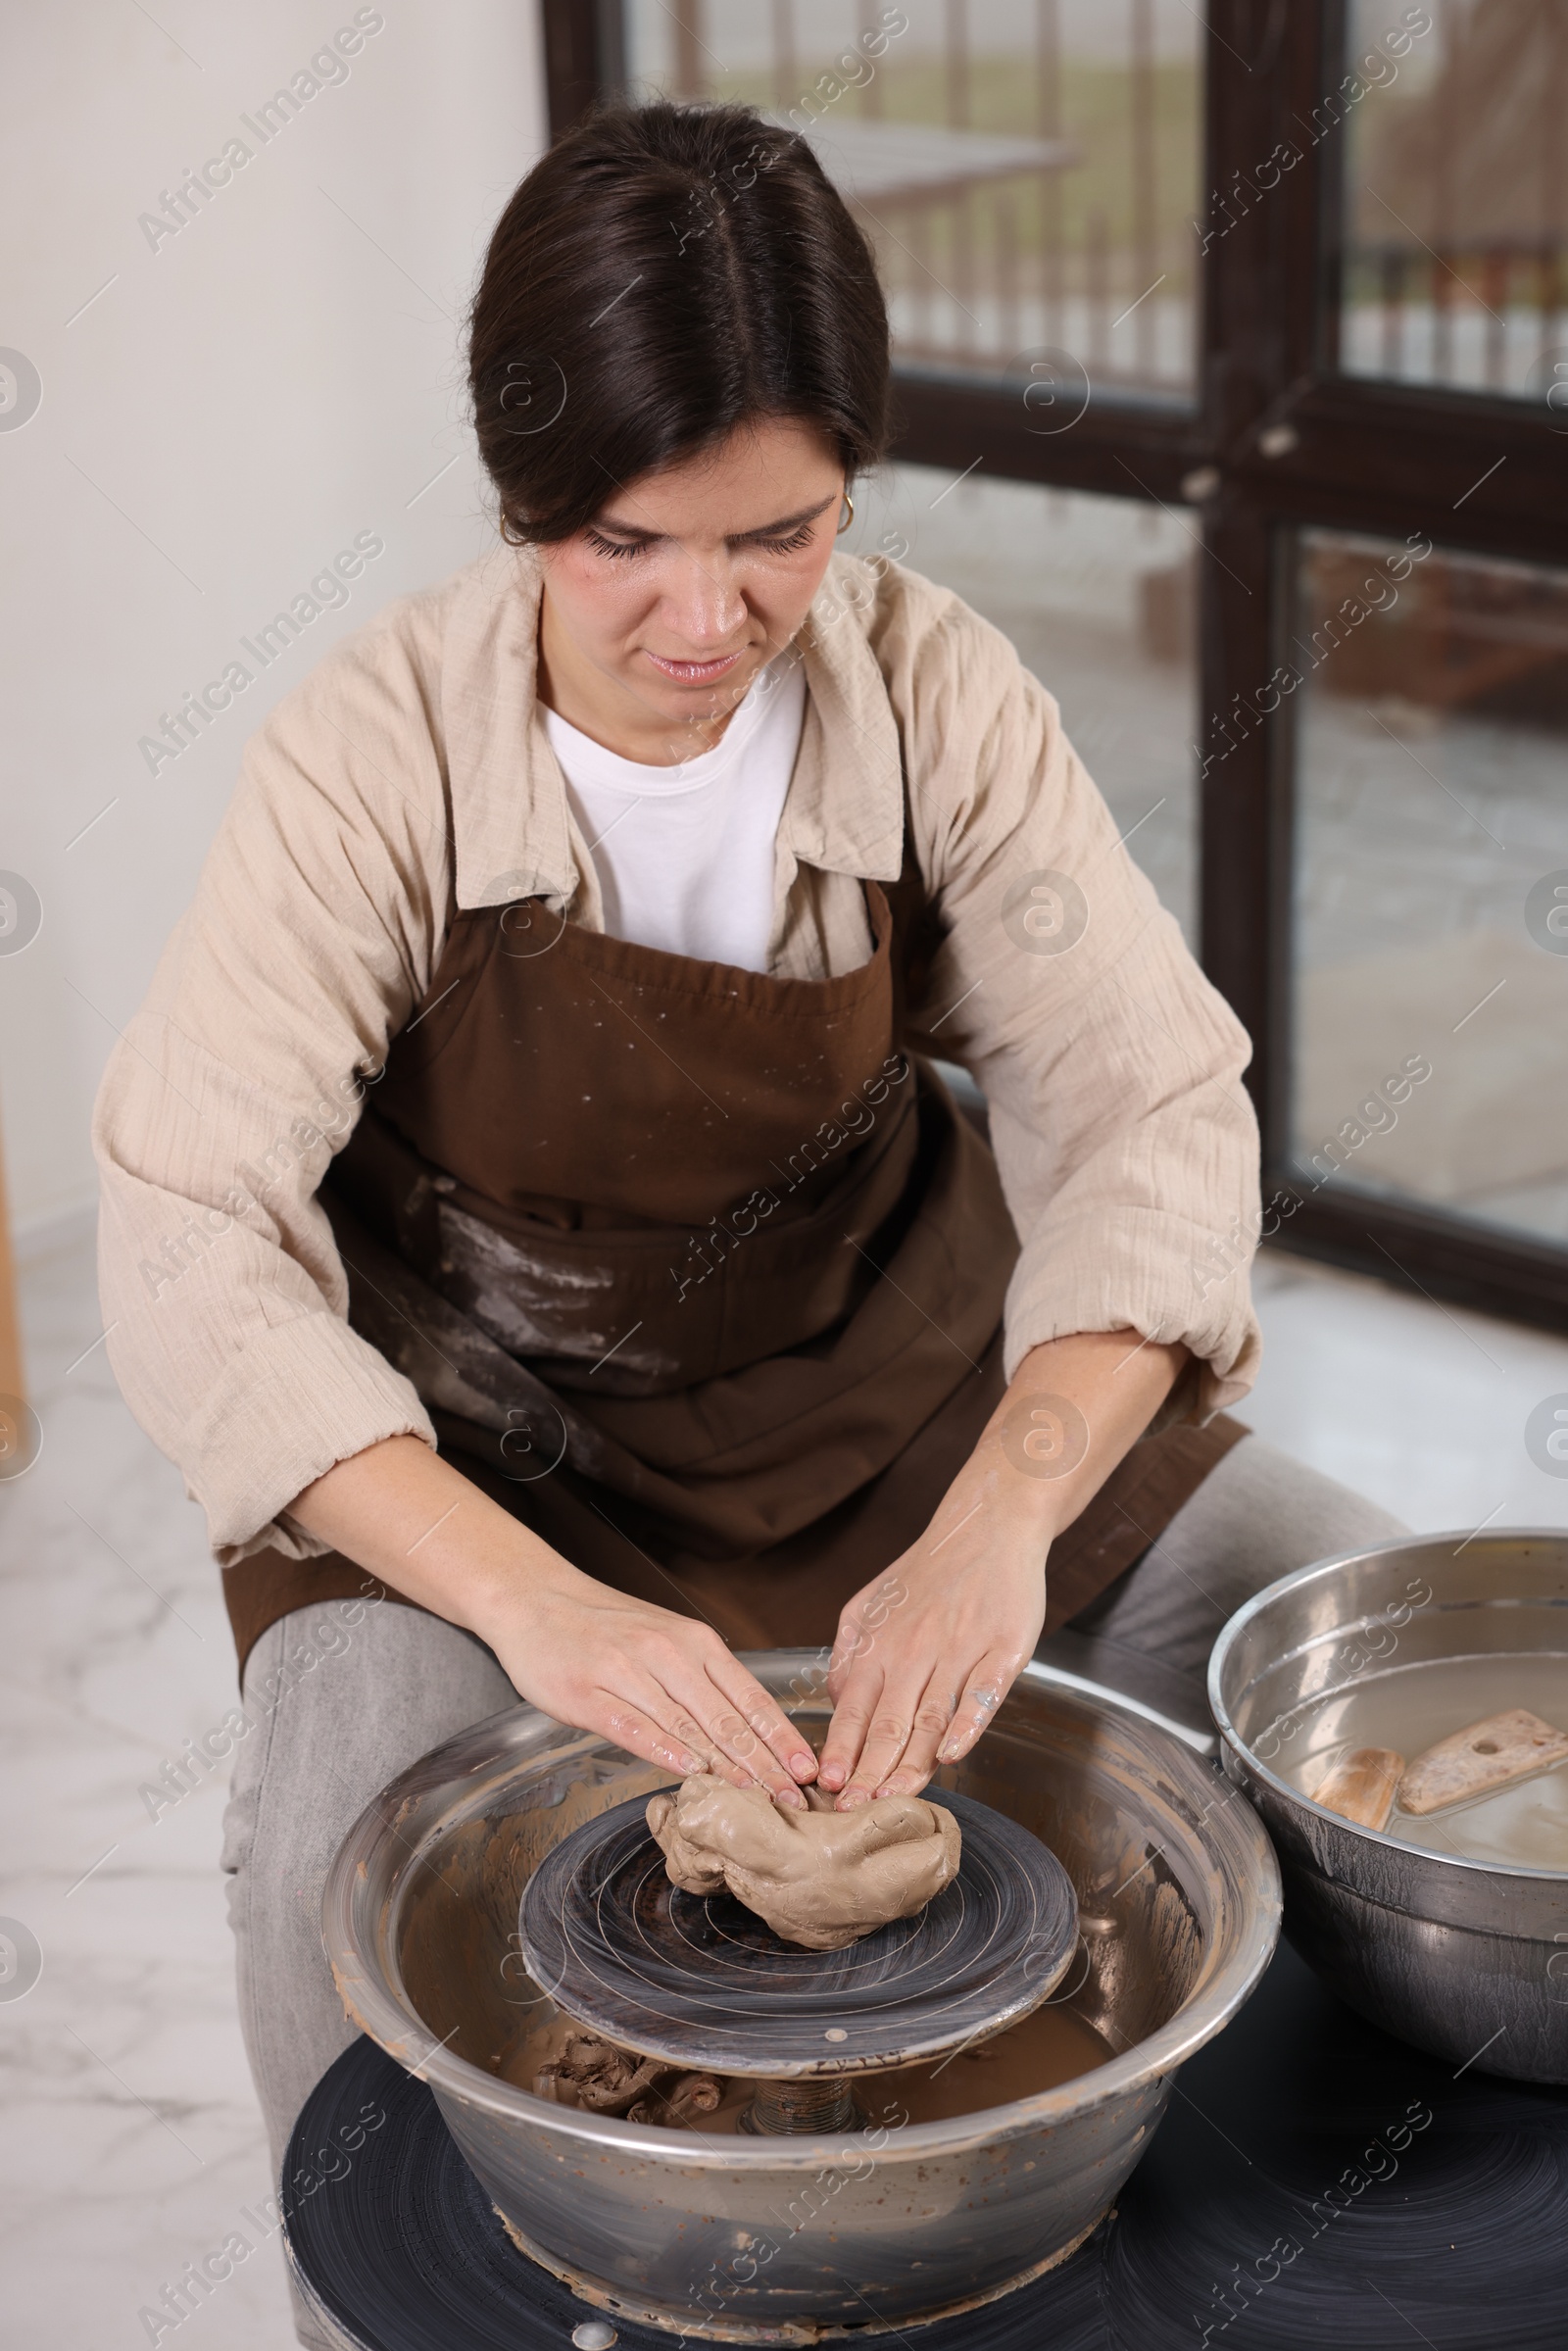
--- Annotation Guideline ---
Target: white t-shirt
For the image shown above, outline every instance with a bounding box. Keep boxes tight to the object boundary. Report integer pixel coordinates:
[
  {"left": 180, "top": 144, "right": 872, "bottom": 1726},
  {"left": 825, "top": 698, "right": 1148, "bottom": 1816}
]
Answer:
[{"left": 542, "top": 652, "right": 807, "bottom": 973}]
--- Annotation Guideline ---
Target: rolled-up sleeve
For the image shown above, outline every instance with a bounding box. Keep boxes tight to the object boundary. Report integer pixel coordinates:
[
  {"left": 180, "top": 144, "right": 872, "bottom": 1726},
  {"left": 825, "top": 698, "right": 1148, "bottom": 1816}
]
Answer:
[
  {"left": 882, "top": 572, "right": 1262, "bottom": 1414},
  {"left": 93, "top": 626, "right": 450, "bottom": 1565}
]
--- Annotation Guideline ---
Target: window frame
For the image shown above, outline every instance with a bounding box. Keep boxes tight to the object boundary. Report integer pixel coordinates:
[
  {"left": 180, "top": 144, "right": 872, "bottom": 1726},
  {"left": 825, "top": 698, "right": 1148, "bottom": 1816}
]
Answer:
[{"left": 549, "top": 0, "right": 1568, "bottom": 1331}]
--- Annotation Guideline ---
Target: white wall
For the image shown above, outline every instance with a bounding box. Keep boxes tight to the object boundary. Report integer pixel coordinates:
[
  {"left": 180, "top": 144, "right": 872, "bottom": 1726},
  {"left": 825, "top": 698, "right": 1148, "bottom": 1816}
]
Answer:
[{"left": 0, "top": 0, "right": 546, "bottom": 1232}]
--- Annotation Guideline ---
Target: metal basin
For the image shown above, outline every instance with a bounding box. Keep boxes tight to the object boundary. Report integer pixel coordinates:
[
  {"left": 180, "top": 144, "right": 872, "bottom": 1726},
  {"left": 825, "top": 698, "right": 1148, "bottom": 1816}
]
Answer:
[
  {"left": 1209, "top": 1530, "right": 1568, "bottom": 2086},
  {"left": 322, "top": 1653, "right": 1280, "bottom": 2341}
]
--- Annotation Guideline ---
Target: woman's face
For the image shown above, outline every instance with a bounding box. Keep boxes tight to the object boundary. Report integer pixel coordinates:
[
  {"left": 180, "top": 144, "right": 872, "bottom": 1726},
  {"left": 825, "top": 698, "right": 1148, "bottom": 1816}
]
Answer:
[{"left": 536, "top": 416, "right": 845, "bottom": 747}]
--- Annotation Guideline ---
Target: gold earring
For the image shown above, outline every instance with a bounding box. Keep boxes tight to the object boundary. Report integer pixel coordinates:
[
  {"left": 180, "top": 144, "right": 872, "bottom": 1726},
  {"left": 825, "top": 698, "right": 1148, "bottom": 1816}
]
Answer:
[{"left": 837, "top": 491, "right": 855, "bottom": 534}]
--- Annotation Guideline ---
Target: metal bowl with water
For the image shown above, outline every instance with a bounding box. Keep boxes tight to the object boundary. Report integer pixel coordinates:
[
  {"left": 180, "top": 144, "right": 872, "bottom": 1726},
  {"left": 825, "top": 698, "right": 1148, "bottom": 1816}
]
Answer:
[
  {"left": 1209, "top": 1530, "right": 1568, "bottom": 2086},
  {"left": 321, "top": 1654, "right": 1280, "bottom": 2341}
]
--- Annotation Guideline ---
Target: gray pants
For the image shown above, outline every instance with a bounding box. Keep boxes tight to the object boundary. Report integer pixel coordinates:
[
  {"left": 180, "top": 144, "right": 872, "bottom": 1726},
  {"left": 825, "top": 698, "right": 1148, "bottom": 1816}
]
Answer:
[{"left": 220, "top": 1433, "right": 1405, "bottom": 2346}]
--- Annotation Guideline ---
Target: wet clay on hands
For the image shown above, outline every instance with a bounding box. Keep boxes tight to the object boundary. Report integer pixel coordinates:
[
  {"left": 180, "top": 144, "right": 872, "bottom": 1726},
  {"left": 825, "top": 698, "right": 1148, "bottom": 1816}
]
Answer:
[{"left": 646, "top": 1775, "right": 961, "bottom": 1951}]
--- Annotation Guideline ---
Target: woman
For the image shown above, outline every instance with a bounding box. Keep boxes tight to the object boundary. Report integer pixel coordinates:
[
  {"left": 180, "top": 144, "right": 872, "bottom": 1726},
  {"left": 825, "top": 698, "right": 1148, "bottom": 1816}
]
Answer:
[{"left": 95, "top": 98, "right": 1399, "bottom": 2325}]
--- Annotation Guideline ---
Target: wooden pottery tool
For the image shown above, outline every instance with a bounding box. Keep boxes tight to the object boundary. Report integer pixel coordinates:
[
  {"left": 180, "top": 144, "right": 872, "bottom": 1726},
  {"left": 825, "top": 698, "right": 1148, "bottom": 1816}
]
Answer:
[
  {"left": 1397, "top": 1709, "right": 1568, "bottom": 1816},
  {"left": 1307, "top": 1745, "right": 1404, "bottom": 1832}
]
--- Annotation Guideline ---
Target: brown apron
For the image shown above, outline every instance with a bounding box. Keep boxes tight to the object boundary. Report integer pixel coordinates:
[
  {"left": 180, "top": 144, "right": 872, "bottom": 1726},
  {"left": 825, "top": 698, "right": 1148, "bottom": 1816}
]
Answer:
[{"left": 222, "top": 863, "right": 1243, "bottom": 1679}]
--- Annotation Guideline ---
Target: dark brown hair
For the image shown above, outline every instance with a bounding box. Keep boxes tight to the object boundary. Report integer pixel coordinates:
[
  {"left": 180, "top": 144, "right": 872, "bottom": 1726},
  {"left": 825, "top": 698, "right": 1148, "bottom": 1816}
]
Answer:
[{"left": 467, "top": 101, "right": 892, "bottom": 544}]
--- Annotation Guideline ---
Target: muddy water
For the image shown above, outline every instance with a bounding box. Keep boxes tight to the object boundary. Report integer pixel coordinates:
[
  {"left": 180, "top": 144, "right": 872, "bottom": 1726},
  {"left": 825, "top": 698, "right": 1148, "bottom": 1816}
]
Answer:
[
  {"left": 1278, "top": 1652, "right": 1568, "bottom": 1871},
  {"left": 500, "top": 1997, "right": 1114, "bottom": 2131}
]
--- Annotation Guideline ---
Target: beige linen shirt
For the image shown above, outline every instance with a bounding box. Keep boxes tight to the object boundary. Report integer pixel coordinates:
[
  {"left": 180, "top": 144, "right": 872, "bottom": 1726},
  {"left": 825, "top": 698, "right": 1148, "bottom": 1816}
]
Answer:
[{"left": 94, "top": 543, "right": 1262, "bottom": 1568}]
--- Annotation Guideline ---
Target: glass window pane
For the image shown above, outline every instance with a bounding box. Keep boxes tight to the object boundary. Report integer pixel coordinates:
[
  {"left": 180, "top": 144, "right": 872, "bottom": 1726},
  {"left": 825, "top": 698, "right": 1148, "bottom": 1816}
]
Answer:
[
  {"left": 624, "top": 2, "right": 1201, "bottom": 402},
  {"left": 1290, "top": 527, "right": 1568, "bottom": 1248},
  {"left": 845, "top": 466, "right": 1199, "bottom": 942},
  {"left": 1339, "top": 0, "right": 1568, "bottom": 406}
]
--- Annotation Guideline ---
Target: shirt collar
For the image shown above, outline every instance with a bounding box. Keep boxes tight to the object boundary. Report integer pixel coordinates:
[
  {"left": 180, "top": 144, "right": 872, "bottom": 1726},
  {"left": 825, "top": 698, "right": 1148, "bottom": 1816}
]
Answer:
[{"left": 443, "top": 543, "right": 905, "bottom": 912}]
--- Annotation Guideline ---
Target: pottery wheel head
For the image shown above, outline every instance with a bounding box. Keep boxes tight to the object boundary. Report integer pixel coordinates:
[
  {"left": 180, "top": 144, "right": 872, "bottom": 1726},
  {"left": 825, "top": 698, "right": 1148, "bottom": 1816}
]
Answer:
[{"left": 517, "top": 1786, "right": 1079, "bottom": 2078}]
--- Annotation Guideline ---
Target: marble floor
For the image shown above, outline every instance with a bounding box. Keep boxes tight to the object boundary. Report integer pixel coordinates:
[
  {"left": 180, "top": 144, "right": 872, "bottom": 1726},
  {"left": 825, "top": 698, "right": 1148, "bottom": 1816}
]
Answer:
[{"left": 3, "top": 1214, "right": 1567, "bottom": 2350}]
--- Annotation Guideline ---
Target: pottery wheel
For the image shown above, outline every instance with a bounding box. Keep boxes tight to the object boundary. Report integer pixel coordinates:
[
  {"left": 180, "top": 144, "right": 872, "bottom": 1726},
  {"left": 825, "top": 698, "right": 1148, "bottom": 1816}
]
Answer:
[{"left": 517, "top": 1785, "right": 1078, "bottom": 2078}]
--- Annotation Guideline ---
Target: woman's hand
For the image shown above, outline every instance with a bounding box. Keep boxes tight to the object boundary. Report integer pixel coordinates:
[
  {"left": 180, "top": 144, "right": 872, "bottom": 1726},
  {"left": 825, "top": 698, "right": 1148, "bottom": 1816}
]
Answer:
[
  {"left": 285, "top": 1436, "right": 817, "bottom": 1807},
  {"left": 817, "top": 1328, "right": 1191, "bottom": 1804},
  {"left": 815, "top": 1496, "right": 1049, "bottom": 1806},
  {"left": 481, "top": 1558, "right": 819, "bottom": 1806}
]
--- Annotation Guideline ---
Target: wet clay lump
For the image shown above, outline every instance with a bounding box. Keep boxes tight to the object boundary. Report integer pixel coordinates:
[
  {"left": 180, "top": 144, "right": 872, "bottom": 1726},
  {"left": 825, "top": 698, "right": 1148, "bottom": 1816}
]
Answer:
[{"left": 646, "top": 1774, "right": 961, "bottom": 1951}]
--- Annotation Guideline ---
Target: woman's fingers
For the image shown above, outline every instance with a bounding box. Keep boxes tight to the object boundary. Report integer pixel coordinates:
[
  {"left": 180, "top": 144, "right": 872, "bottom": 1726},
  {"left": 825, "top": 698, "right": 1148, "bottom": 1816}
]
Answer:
[
  {"left": 823, "top": 1618, "right": 869, "bottom": 1707},
  {"left": 815, "top": 1658, "right": 885, "bottom": 1793},
  {"left": 596, "top": 1630, "right": 817, "bottom": 1806},
  {"left": 834, "top": 1672, "right": 942, "bottom": 1805},
  {"left": 869, "top": 1667, "right": 963, "bottom": 1797},
  {"left": 589, "top": 1693, "right": 710, "bottom": 1781},
  {"left": 821, "top": 1644, "right": 1030, "bottom": 1803},
  {"left": 665, "top": 1672, "right": 804, "bottom": 1806},
  {"left": 934, "top": 1650, "right": 1025, "bottom": 1765},
  {"left": 583, "top": 1651, "right": 748, "bottom": 1783},
  {"left": 824, "top": 1571, "right": 908, "bottom": 1703},
  {"left": 819, "top": 1574, "right": 910, "bottom": 1773},
  {"left": 699, "top": 1655, "right": 818, "bottom": 1803}
]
